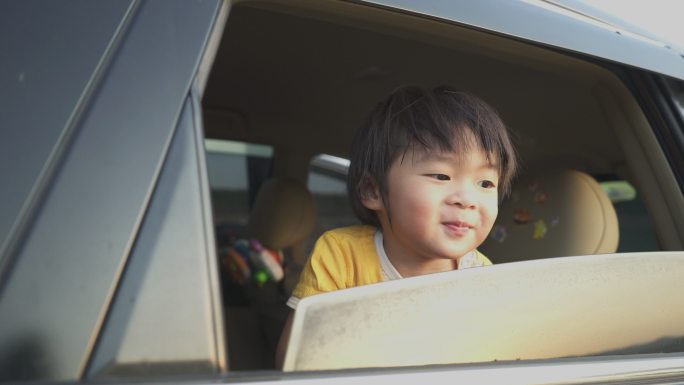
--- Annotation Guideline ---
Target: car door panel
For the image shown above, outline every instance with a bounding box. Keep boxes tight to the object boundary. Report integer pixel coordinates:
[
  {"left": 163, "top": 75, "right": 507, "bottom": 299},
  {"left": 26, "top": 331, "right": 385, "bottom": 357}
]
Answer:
[
  {"left": 0, "top": 0, "right": 221, "bottom": 381},
  {"left": 0, "top": 0, "right": 134, "bottom": 270}
]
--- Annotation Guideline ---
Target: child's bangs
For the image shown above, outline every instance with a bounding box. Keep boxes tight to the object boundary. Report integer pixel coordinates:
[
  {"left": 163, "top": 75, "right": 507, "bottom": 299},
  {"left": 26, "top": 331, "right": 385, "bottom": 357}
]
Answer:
[{"left": 410, "top": 125, "right": 503, "bottom": 171}]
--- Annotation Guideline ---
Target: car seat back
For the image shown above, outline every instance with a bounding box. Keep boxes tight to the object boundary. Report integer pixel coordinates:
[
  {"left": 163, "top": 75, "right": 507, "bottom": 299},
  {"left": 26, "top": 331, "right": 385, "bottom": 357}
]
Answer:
[
  {"left": 479, "top": 170, "right": 619, "bottom": 263},
  {"left": 246, "top": 177, "right": 317, "bottom": 250}
]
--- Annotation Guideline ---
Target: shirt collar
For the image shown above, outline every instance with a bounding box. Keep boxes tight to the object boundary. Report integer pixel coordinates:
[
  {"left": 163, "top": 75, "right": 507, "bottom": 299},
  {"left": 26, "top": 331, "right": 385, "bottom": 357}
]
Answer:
[{"left": 374, "top": 230, "right": 479, "bottom": 280}]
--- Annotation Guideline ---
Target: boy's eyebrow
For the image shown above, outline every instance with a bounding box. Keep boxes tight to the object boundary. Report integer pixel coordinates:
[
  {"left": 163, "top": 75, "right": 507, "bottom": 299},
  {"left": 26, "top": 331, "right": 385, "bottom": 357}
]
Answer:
[{"left": 414, "top": 152, "right": 499, "bottom": 169}]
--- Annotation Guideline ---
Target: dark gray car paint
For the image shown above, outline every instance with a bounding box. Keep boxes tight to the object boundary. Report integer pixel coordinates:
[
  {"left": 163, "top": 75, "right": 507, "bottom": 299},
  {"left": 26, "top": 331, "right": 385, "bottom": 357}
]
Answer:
[
  {"left": 0, "top": 0, "right": 134, "bottom": 272},
  {"left": 86, "top": 96, "right": 224, "bottom": 378},
  {"left": 0, "top": 0, "right": 221, "bottom": 381},
  {"left": 361, "top": 0, "right": 684, "bottom": 80}
]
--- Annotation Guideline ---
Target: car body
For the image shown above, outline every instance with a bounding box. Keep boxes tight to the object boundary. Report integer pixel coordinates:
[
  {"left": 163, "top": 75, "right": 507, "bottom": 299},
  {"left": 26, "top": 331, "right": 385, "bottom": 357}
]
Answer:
[{"left": 1, "top": 0, "right": 683, "bottom": 384}]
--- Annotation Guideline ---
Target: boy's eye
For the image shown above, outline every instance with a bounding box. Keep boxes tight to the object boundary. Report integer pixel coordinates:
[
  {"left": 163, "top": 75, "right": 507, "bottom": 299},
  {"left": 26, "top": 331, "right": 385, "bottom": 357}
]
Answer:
[
  {"left": 479, "top": 180, "right": 497, "bottom": 189},
  {"left": 427, "top": 174, "right": 450, "bottom": 181}
]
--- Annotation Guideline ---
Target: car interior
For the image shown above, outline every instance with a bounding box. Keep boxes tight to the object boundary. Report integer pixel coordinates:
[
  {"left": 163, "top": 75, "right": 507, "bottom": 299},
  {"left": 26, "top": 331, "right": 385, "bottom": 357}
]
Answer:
[{"left": 199, "top": 0, "right": 684, "bottom": 370}]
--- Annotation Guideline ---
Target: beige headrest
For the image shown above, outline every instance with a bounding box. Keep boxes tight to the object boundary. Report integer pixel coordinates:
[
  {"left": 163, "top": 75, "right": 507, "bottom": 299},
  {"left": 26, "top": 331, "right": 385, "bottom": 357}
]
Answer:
[
  {"left": 480, "top": 170, "right": 619, "bottom": 263},
  {"left": 246, "top": 177, "right": 317, "bottom": 250}
]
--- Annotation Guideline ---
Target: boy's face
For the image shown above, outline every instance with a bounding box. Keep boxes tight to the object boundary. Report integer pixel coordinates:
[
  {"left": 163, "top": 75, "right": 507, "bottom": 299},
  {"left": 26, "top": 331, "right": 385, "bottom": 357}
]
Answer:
[{"left": 363, "top": 142, "right": 499, "bottom": 273}]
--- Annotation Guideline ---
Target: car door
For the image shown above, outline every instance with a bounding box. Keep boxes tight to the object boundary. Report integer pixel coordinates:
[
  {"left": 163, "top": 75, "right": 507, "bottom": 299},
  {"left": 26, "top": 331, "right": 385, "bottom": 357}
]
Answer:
[
  {"left": 0, "top": 0, "right": 225, "bottom": 381},
  {"left": 3, "top": 0, "right": 684, "bottom": 384}
]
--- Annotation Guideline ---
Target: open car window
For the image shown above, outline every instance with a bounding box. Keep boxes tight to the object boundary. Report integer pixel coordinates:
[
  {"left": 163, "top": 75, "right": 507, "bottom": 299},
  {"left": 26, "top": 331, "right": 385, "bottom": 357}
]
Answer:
[{"left": 201, "top": 0, "right": 684, "bottom": 377}]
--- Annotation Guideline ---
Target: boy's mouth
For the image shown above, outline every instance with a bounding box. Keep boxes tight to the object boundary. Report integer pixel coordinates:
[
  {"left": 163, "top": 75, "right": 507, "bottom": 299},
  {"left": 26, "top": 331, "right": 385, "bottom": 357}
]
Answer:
[{"left": 442, "top": 221, "right": 473, "bottom": 235}]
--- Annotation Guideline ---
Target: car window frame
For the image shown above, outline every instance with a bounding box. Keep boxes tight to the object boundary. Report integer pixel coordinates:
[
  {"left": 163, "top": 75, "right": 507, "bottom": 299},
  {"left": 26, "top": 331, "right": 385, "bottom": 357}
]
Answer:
[{"left": 85, "top": 91, "right": 226, "bottom": 378}]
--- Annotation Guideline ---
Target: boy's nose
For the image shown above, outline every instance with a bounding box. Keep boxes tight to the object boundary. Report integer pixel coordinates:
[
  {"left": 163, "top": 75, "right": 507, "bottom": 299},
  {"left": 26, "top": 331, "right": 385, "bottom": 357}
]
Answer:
[{"left": 446, "top": 186, "right": 477, "bottom": 209}]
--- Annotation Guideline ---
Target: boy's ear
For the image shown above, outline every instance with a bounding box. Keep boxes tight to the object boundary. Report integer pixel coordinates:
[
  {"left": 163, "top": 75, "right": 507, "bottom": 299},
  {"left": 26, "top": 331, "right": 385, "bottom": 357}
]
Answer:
[{"left": 360, "top": 178, "right": 384, "bottom": 211}]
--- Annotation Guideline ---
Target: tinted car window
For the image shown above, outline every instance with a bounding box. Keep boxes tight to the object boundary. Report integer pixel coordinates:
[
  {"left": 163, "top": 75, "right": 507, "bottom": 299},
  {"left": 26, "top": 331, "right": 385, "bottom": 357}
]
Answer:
[
  {"left": 206, "top": 139, "right": 274, "bottom": 231},
  {"left": 666, "top": 77, "right": 684, "bottom": 117}
]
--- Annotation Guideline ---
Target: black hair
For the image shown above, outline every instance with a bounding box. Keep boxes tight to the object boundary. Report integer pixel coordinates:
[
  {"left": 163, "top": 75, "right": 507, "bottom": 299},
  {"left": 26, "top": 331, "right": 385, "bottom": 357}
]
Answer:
[{"left": 347, "top": 85, "right": 518, "bottom": 227}]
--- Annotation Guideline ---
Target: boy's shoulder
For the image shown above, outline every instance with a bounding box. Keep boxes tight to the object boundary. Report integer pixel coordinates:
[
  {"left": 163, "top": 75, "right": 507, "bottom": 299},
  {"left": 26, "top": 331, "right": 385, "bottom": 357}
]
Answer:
[
  {"left": 321, "top": 225, "right": 376, "bottom": 241},
  {"left": 474, "top": 249, "right": 493, "bottom": 266}
]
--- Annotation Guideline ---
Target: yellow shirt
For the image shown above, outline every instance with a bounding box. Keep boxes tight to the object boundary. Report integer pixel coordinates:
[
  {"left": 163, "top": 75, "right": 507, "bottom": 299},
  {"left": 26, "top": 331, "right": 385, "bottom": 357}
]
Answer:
[{"left": 287, "top": 225, "right": 492, "bottom": 308}]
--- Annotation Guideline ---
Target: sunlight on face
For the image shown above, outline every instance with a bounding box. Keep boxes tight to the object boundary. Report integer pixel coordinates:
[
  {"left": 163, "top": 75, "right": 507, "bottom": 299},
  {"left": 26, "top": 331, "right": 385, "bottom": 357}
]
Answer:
[{"left": 372, "top": 144, "right": 500, "bottom": 277}]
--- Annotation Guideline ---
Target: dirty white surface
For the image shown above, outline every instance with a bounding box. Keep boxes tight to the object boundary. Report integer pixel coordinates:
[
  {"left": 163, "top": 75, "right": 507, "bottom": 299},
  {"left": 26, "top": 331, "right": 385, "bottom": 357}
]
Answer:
[{"left": 284, "top": 252, "right": 684, "bottom": 372}]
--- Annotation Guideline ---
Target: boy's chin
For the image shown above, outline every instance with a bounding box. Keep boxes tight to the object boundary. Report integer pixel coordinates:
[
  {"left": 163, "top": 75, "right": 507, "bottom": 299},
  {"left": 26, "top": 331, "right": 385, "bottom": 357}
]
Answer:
[
  {"left": 432, "top": 249, "right": 474, "bottom": 261},
  {"left": 438, "top": 242, "right": 478, "bottom": 256}
]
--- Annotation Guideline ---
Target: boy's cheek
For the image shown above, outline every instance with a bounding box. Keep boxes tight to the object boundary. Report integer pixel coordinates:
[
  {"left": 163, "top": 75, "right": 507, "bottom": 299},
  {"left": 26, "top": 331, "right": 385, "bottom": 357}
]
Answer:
[{"left": 481, "top": 202, "right": 499, "bottom": 231}]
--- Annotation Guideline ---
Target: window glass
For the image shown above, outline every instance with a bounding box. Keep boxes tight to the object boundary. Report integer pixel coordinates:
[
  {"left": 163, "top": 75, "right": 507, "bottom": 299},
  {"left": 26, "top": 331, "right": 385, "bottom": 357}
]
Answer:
[
  {"left": 205, "top": 139, "right": 273, "bottom": 232},
  {"left": 665, "top": 77, "right": 684, "bottom": 117},
  {"left": 204, "top": 139, "right": 278, "bottom": 370}
]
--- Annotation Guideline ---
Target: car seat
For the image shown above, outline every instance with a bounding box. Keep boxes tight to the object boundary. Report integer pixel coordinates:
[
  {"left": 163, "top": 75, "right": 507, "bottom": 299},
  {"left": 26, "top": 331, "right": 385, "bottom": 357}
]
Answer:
[
  {"left": 479, "top": 170, "right": 619, "bottom": 264},
  {"left": 224, "top": 177, "right": 317, "bottom": 370},
  {"left": 246, "top": 177, "right": 317, "bottom": 251}
]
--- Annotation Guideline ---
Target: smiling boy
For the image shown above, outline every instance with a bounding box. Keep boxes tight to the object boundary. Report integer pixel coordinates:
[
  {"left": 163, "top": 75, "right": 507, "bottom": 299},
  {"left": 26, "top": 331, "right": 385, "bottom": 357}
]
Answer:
[
  {"left": 276, "top": 85, "right": 517, "bottom": 367},
  {"left": 367, "top": 142, "right": 500, "bottom": 277}
]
